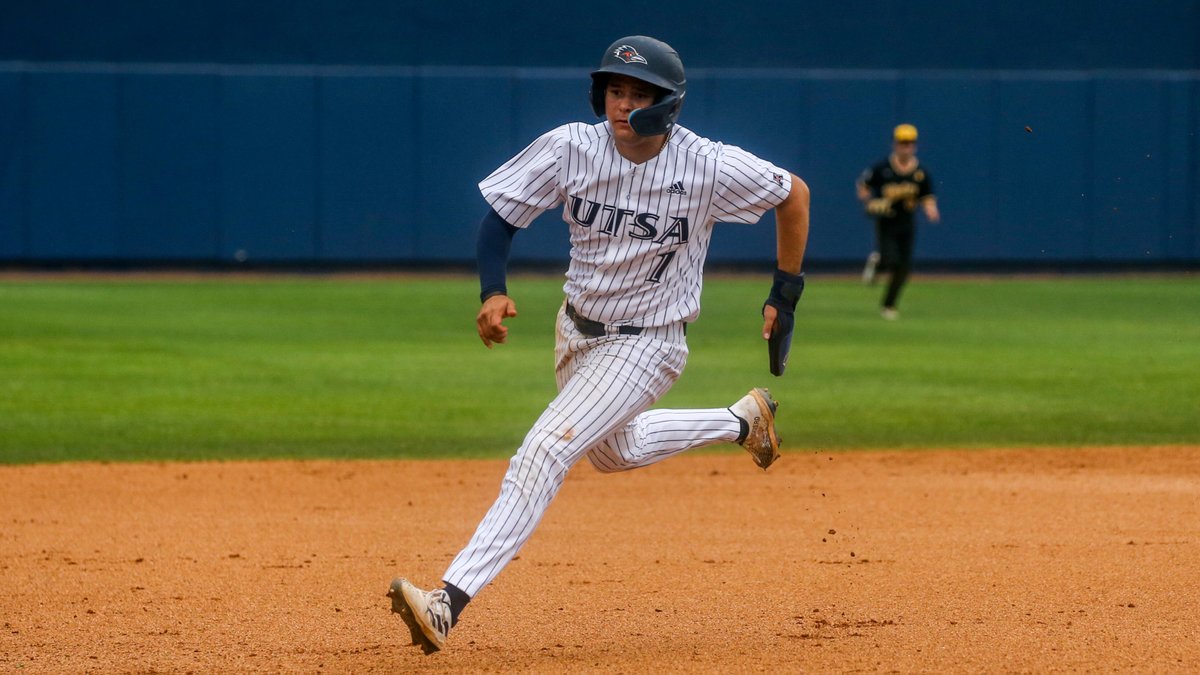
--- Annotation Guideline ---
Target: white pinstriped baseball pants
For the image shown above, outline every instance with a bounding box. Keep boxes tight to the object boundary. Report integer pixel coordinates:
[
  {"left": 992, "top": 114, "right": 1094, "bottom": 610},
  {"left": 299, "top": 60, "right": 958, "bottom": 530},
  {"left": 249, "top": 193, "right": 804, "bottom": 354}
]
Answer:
[{"left": 442, "top": 303, "right": 744, "bottom": 597}]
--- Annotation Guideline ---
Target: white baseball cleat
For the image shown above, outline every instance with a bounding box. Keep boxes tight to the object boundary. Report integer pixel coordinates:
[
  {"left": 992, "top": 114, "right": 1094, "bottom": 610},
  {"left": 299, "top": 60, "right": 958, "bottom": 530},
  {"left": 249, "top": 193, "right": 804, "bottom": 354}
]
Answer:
[
  {"left": 862, "top": 251, "right": 881, "bottom": 285},
  {"left": 388, "top": 578, "right": 452, "bottom": 654},
  {"left": 881, "top": 307, "right": 900, "bottom": 321},
  {"left": 731, "top": 387, "right": 781, "bottom": 470}
]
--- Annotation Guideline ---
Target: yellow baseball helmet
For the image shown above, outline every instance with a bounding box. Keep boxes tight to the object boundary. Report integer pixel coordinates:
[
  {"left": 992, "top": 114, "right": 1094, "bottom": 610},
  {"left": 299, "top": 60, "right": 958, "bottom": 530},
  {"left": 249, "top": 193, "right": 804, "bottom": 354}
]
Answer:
[{"left": 893, "top": 123, "right": 918, "bottom": 142}]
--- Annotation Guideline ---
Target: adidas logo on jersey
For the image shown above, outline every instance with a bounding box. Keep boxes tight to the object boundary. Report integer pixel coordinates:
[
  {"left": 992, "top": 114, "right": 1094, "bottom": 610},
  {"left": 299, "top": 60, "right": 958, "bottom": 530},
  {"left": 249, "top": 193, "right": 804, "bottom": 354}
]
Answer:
[{"left": 666, "top": 181, "right": 688, "bottom": 195}]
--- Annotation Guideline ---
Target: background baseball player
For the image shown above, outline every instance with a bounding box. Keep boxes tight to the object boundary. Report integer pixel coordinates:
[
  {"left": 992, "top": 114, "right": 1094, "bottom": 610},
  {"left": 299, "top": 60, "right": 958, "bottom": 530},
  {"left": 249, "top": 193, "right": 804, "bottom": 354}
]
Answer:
[
  {"left": 857, "top": 123, "right": 940, "bottom": 320},
  {"left": 388, "top": 35, "right": 810, "bottom": 654}
]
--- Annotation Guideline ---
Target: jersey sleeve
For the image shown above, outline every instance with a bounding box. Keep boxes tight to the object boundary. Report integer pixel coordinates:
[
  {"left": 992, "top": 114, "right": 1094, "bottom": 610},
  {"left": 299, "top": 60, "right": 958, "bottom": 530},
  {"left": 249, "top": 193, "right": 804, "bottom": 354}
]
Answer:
[
  {"left": 711, "top": 144, "right": 792, "bottom": 224},
  {"left": 858, "top": 165, "right": 880, "bottom": 195},
  {"left": 478, "top": 126, "right": 567, "bottom": 229},
  {"left": 918, "top": 168, "right": 935, "bottom": 198}
]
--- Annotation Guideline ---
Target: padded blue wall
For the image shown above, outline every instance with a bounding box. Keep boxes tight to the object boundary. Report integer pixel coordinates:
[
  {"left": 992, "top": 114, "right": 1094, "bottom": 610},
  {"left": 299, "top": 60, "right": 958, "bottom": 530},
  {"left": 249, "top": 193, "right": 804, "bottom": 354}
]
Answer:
[
  {"left": 3, "top": 1, "right": 1197, "bottom": 70},
  {"left": 27, "top": 72, "right": 121, "bottom": 259},
  {"left": 318, "top": 74, "right": 417, "bottom": 260},
  {"left": 1, "top": 0, "right": 1198, "bottom": 266},
  {"left": 0, "top": 72, "right": 23, "bottom": 258},
  {"left": 1, "top": 64, "right": 1198, "bottom": 265},
  {"left": 121, "top": 73, "right": 221, "bottom": 259}
]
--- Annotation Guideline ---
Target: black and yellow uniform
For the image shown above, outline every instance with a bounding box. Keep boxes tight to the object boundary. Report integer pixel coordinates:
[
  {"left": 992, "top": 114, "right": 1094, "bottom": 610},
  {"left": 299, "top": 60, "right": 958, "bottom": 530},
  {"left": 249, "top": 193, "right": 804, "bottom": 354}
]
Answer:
[{"left": 858, "top": 157, "right": 934, "bottom": 311}]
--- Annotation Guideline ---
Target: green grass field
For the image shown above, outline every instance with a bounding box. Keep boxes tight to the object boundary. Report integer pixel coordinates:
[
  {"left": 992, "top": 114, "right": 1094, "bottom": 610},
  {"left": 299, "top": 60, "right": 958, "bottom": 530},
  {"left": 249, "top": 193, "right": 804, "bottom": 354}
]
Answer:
[{"left": 1, "top": 274, "right": 1196, "bottom": 464}]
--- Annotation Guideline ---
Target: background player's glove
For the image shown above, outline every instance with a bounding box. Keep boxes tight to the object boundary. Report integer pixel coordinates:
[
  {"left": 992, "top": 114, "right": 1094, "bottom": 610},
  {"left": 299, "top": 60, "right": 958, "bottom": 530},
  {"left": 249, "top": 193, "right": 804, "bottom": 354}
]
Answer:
[
  {"left": 763, "top": 269, "right": 805, "bottom": 376},
  {"left": 866, "top": 197, "right": 895, "bottom": 217}
]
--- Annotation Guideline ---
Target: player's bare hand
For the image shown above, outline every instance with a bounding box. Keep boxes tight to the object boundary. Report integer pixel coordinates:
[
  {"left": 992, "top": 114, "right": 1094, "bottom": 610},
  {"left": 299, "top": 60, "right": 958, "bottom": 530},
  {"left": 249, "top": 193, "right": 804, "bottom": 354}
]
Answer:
[
  {"left": 761, "top": 303, "right": 779, "bottom": 340},
  {"left": 477, "top": 294, "right": 518, "bottom": 348}
]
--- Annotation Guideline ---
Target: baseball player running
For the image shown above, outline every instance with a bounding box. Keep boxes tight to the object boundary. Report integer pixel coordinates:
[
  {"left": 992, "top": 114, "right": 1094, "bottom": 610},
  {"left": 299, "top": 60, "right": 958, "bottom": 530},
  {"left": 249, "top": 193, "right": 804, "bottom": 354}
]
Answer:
[
  {"left": 856, "top": 123, "right": 940, "bottom": 320},
  {"left": 388, "top": 35, "right": 810, "bottom": 654}
]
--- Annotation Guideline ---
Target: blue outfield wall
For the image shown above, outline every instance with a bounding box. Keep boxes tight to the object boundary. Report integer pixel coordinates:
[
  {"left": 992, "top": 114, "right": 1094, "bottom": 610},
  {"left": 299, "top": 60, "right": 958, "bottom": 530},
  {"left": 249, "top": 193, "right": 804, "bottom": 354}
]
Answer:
[
  {"left": 3, "top": 1, "right": 1198, "bottom": 71},
  {"left": 0, "top": 64, "right": 1197, "bottom": 266}
]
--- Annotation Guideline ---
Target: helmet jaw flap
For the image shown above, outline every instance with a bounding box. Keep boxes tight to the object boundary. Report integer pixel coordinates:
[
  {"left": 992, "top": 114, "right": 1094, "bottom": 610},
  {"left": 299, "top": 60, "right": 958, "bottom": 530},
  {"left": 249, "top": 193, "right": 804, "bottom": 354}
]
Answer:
[
  {"left": 628, "top": 92, "right": 685, "bottom": 137},
  {"left": 589, "top": 36, "right": 686, "bottom": 137}
]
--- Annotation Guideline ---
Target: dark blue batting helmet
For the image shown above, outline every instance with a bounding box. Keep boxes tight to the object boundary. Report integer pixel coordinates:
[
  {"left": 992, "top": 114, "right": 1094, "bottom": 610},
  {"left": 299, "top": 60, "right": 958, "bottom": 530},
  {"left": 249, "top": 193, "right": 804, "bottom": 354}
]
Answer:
[{"left": 589, "top": 36, "right": 686, "bottom": 137}]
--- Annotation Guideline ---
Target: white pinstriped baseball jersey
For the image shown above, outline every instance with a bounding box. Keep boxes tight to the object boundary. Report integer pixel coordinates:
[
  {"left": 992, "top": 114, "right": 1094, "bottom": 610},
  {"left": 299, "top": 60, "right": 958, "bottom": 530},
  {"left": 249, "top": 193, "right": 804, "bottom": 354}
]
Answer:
[
  {"left": 480, "top": 122, "right": 792, "bottom": 325},
  {"left": 440, "top": 122, "right": 796, "bottom": 599}
]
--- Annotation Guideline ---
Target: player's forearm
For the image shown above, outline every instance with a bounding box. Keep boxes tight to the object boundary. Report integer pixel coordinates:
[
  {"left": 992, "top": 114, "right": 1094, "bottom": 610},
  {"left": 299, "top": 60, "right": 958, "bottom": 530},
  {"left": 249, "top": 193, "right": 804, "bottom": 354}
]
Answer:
[
  {"left": 775, "top": 174, "right": 809, "bottom": 274},
  {"left": 855, "top": 182, "right": 871, "bottom": 203},
  {"left": 922, "top": 197, "right": 940, "bottom": 222}
]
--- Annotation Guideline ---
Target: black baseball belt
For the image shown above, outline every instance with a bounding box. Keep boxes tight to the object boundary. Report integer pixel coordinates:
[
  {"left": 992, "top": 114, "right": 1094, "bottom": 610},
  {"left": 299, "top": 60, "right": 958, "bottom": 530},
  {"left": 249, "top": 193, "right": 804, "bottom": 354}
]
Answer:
[
  {"left": 564, "top": 303, "right": 686, "bottom": 338},
  {"left": 565, "top": 303, "right": 643, "bottom": 337}
]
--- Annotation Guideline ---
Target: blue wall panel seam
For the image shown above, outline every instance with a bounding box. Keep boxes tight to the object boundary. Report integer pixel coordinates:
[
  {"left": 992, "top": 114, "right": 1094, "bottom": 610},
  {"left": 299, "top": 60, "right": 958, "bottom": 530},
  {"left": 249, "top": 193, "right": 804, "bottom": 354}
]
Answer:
[
  {"left": 412, "top": 74, "right": 423, "bottom": 259},
  {"left": 313, "top": 75, "right": 324, "bottom": 259},
  {"left": 20, "top": 71, "right": 31, "bottom": 258},
  {"left": 215, "top": 77, "right": 227, "bottom": 260},
  {"left": 116, "top": 74, "right": 127, "bottom": 260},
  {"left": 4, "top": 62, "right": 1197, "bottom": 79},
  {"left": 1192, "top": 78, "right": 1200, "bottom": 257},
  {"left": 1161, "top": 80, "right": 1174, "bottom": 261},
  {"left": 1085, "top": 76, "right": 1096, "bottom": 261}
]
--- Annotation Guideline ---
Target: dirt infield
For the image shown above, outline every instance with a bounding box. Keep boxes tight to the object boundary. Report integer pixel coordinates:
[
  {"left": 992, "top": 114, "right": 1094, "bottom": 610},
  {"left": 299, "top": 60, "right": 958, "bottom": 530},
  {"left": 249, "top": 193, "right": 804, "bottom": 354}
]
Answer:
[{"left": 2, "top": 446, "right": 1197, "bottom": 673}]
